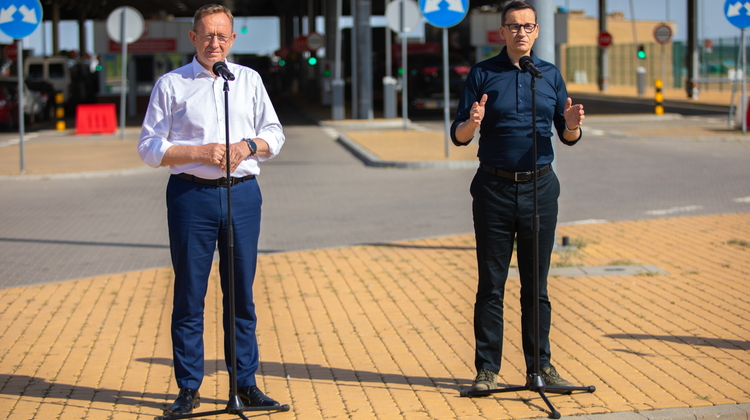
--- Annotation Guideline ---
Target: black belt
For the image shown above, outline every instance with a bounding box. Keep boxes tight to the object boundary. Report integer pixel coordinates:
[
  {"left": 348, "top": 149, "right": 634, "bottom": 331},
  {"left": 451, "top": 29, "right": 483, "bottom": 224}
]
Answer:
[
  {"left": 175, "top": 173, "right": 255, "bottom": 187},
  {"left": 479, "top": 163, "right": 551, "bottom": 182}
]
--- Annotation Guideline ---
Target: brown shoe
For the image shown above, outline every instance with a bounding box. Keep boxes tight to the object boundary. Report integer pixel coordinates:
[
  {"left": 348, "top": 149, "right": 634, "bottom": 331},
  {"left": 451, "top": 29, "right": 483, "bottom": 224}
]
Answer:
[
  {"left": 540, "top": 365, "right": 574, "bottom": 394},
  {"left": 470, "top": 368, "right": 497, "bottom": 395}
]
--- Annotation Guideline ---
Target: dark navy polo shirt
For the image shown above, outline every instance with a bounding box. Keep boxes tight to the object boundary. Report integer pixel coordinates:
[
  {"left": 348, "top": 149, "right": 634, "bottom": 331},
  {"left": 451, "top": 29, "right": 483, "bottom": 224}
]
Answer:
[{"left": 450, "top": 48, "right": 580, "bottom": 172}]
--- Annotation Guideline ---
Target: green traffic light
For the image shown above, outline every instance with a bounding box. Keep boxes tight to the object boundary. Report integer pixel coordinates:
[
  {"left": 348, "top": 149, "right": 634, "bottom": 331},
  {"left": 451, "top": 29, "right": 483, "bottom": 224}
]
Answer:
[
  {"left": 278, "top": 59, "right": 286, "bottom": 67},
  {"left": 637, "top": 45, "right": 646, "bottom": 59},
  {"left": 308, "top": 57, "right": 317, "bottom": 65},
  {"left": 323, "top": 69, "right": 331, "bottom": 77},
  {"left": 397, "top": 67, "right": 404, "bottom": 75}
]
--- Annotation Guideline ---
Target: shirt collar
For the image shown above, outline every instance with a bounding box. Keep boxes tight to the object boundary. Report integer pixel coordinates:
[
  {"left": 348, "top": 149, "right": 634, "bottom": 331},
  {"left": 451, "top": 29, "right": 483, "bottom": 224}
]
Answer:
[
  {"left": 190, "top": 56, "right": 213, "bottom": 79},
  {"left": 497, "top": 47, "right": 539, "bottom": 68},
  {"left": 190, "top": 56, "right": 237, "bottom": 79}
]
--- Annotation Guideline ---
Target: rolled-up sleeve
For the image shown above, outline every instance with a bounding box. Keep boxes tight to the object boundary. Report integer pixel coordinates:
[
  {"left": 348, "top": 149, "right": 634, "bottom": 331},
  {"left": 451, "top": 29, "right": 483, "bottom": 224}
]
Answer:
[
  {"left": 138, "top": 78, "right": 174, "bottom": 168},
  {"left": 252, "top": 76, "right": 285, "bottom": 162}
]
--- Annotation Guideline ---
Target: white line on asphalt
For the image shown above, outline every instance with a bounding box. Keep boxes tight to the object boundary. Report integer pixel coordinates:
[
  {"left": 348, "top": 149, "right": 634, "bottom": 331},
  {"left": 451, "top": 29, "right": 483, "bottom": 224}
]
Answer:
[
  {"left": 321, "top": 127, "right": 339, "bottom": 139},
  {"left": 0, "top": 133, "right": 39, "bottom": 147},
  {"left": 645, "top": 205, "right": 702, "bottom": 216},
  {"left": 733, "top": 196, "right": 750, "bottom": 203}
]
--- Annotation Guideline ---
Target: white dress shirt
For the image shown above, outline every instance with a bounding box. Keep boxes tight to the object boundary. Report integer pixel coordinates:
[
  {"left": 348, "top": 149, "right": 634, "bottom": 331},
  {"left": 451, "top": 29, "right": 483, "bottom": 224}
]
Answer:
[{"left": 138, "top": 57, "right": 285, "bottom": 179}]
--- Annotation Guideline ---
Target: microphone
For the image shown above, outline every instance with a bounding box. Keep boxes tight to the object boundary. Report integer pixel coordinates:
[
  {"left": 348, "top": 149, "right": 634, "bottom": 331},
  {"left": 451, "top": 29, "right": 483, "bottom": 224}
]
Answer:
[
  {"left": 212, "top": 61, "right": 235, "bottom": 81},
  {"left": 519, "top": 56, "right": 542, "bottom": 78}
]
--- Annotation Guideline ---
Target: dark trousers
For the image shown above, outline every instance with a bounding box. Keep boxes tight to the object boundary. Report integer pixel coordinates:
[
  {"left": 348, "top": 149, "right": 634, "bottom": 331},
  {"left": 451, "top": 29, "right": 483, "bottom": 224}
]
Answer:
[
  {"left": 471, "top": 168, "right": 560, "bottom": 374},
  {"left": 166, "top": 174, "right": 262, "bottom": 390}
]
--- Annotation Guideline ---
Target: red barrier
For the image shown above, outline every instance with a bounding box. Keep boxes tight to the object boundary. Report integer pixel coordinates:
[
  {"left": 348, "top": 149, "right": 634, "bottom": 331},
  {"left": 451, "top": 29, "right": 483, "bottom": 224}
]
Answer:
[{"left": 76, "top": 104, "right": 117, "bottom": 135}]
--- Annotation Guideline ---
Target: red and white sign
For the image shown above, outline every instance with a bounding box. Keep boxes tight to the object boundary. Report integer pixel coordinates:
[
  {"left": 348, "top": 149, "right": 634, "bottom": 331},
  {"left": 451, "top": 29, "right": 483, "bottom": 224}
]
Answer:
[
  {"left": 292, "top": 35, "right": 308, "bottom": 53},
  {"left": 4, "top": 43, "right": 18, "bottom": 61},
  {"left": 109, "top": 38, "right": 177, "bottom": 53},
  {"left": 654, "top": 24, "right": 672, "bottom": 45},
  {"left": 306, "top": 32, "right": 325, "bottom": 51},
  {"left": 486, "top": 30, "right": 504, "bottom": 45},
  {"left": 598, "top": 31, "right": 612, "bottom": 48},
  {"left": 275, "top": 45, "right": 290, "bottom": 59}
]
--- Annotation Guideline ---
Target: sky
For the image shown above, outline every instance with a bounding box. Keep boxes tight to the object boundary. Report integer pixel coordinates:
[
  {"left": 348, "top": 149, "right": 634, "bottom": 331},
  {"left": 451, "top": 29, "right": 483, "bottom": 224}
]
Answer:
[
  {"left": 555, "top": 0, "right": 738, "bottom": 42},
  {"left": 0, "top": 0, "right": 738, "bottom": 57}
]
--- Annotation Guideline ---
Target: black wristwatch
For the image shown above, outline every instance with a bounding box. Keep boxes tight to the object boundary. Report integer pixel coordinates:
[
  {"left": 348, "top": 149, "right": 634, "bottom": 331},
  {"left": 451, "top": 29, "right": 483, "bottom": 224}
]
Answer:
[{"left": 243, "top": 138, "right": 257, "bottom": 156}]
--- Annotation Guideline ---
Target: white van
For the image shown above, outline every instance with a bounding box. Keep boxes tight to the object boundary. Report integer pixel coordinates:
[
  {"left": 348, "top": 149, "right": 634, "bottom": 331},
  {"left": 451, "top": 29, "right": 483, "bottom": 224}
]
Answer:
[{"left": 24, "top": 56, "right": 72, "bottom": 99}]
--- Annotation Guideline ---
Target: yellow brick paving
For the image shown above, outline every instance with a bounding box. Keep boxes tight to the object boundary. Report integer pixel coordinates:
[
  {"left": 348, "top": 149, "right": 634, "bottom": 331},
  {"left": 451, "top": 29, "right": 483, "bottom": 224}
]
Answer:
[{"left": 1, "top": 213, "right": 748, "bottom": 419}]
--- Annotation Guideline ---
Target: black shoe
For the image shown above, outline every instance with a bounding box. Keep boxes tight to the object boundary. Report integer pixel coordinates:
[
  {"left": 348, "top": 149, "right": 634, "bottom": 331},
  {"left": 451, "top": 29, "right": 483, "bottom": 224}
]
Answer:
[
  {"left": 165, "top": 388, "right": 200, "bottom": 415},
  {"left": 238, "top": 385, "right": 280, "bottom": 407}
]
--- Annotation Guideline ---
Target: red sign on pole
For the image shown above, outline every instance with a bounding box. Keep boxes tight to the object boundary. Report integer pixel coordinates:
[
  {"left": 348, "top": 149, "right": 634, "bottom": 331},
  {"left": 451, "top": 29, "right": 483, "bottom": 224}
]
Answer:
[
  {"left": 4, "top": 43, "right": 18, "bottom": 61},
  {"left": 598, "top": 31, "right": 612, "bottom": 48}
]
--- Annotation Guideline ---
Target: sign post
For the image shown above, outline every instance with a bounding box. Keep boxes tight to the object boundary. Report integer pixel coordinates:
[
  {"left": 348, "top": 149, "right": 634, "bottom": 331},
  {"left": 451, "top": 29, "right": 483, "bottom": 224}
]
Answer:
[
  {"left": 0, "top": 0, "right": 42, "bottom": 173},
  {"left": 386, "top": 0, "right": 421, "bottom": 128},
  {"left": 419, "top": 0, "right": 468, "bottom": 157},
  {"left": 107, "top": 6, "right": 144, "bottom": 139},
  {"left": 653, "top": 24, "right": 672, "bottom": 92},
  {"left": 724, "top": 0, "right": 750, "bottom": 133}
]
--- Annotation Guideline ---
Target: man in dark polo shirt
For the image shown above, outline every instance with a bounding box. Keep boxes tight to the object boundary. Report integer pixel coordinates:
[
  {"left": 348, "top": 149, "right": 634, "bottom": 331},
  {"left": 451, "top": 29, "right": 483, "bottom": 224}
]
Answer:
[{"left": 450, "top": 0, "right": 585, "bottom": 393}]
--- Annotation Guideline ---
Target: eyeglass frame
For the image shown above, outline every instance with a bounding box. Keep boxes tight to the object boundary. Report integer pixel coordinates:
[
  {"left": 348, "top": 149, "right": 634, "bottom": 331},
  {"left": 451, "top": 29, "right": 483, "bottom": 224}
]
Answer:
[
  {"left": 502, "top": 23, "right": 538, "bottom": 34},
  {"left": 197, "top": 32, "right": 233, "bottom": 44}
]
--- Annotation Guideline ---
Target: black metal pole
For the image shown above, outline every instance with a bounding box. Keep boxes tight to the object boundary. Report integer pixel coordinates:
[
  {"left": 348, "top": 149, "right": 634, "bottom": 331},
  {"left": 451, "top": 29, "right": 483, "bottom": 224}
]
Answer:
[{"left": 224, "top": 80, "right": 244, "bottom": 414}]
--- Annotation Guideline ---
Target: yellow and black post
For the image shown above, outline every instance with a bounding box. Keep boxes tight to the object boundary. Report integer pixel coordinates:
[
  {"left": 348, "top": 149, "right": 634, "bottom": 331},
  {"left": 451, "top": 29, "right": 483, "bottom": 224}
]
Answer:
[
  {"left": 55, "top": 92, "right": 65, "bottom": 131},
  {"left": 654, "top": 79, "right": 664, "bottom": 115}
]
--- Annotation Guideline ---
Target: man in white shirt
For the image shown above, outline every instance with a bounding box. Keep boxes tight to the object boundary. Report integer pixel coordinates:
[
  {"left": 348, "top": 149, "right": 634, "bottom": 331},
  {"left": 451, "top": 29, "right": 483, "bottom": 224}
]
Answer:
[{"left": 138, "top": 4, "right": 285, "bottom": 416}]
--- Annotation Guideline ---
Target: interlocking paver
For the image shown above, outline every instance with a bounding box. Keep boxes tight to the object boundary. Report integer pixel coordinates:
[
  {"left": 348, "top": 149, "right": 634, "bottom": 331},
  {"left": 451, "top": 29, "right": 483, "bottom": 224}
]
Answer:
[{"left": 3, "top": 213, "right": 749, "bottom": 419}]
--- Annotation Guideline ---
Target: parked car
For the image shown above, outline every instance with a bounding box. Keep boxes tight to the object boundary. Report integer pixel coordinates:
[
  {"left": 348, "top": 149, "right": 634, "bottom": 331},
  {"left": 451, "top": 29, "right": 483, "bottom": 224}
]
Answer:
[
  {"left": 0, "top": 80, "right": 19, "bottom": 129},
  {"left": 0, "top": 78, "right": 50, "bottom": 128}
]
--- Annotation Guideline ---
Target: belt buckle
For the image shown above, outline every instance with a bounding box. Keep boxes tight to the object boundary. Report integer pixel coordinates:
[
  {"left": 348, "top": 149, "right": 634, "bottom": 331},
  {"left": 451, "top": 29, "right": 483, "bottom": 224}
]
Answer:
[
  {"left": 515, "top": 171, "right": 531, "bottom": 182},
  {"left": 217, "top": 177, "right": 229, "bottom": 187}
]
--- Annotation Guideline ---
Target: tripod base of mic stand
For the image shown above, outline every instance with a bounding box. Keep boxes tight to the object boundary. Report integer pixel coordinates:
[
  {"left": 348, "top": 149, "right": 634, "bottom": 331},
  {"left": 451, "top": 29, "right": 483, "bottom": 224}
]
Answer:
[
  {"left": 460, "top": 373, "right": 595, "bottom": 419},
  {"left": 156, "top": 395, "right": 291, "bottom": 420}
]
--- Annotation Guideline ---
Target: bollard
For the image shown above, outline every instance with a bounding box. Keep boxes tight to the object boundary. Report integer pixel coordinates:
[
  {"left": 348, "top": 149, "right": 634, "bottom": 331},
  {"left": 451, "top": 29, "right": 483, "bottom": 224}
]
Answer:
[
  {"left": 654, "top": 78, "right": 664, "bottom": 115},
  {"left": 55, "top": 92, "right": 65, "bottom": 131}
]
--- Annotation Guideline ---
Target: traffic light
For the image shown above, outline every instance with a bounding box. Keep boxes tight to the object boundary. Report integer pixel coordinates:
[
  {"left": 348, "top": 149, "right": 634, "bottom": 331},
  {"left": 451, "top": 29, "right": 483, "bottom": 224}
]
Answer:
[
  {"left": 307, "top": 56, "right": 317, "bottom": 66},
  {"left": 637, "top": 44, "right": 646, "bottom": 59}
]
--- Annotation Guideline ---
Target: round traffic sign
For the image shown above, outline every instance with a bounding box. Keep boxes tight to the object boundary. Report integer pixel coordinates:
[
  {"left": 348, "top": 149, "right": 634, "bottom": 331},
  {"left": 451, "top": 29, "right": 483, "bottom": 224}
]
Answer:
[
  {"left": 0, "top": 0, "right": 42, "bottom": 39},
  {"left": 4, "top": 42, "right": 17, "bottom": 60},
  {"left": 726, "top": 0, "right": 750, "bottom": 29},
  {"left": 386, "top": 0, "right": 422, "bottom": 33},
  {"left": 654, "top": 24, "right": 672, "bottom": 44},
  {"left": 106, "top": 6, "right": 145, "bottom": 44},
  {"left": 598, "top": 31, "right": 612, "bottom": 48},
  {"left": 306, "top": 31, "right": 325, "bottom": 51},
  {"left": 420, "top": 0, "right": 468, "bottom": 29}
]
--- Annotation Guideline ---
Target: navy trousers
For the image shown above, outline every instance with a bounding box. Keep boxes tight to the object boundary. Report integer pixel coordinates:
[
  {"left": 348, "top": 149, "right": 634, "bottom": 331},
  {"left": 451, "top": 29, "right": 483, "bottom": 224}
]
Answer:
[
  {"left": 166, "top": 174, "right": 262, "bottom": 390},
  {"left": 470, "top": 168, "right": 560, "bottom": 374}
]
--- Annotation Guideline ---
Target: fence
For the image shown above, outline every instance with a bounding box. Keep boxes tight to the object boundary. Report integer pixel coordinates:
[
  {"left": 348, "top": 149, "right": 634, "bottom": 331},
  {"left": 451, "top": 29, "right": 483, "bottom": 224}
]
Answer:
[{"left": 564, "top": 36, "right": 745, "bottom": 93}]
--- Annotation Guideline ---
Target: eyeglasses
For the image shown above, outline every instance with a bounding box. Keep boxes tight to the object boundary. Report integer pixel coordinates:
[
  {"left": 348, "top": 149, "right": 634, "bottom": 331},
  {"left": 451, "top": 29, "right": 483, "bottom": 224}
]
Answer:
[
  {"left": 198, "top": 33, "right": 232, "bottom": 44},
  {"left": 503, "top": 23, "right": 537, "bottom": 34}
]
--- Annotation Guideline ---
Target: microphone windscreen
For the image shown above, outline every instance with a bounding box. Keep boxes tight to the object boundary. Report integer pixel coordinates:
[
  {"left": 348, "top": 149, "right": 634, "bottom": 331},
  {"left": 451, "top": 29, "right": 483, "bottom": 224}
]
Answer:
[
  {"left": 212, "top": 61, "right": 227, "bottom": 74},
  {"left": 519, "top": 56, "right": 532, "bottom": 70}
]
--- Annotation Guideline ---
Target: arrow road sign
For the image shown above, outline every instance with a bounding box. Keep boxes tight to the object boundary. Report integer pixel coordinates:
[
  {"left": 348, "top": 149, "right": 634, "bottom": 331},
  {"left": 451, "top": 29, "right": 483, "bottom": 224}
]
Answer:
[
  {"left": 725, "top": 0, "right": 750, "bottom": 29},
  {"left": 0, "top": 0, "right": 42, "bottom": 39},
  {"left": 419, "top": 0, "right": 468, "bottom": 28}
]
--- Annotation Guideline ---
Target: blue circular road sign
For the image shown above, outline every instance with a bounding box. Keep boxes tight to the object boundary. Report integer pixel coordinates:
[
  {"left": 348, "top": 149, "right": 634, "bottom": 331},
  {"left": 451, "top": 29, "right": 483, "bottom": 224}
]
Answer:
[
  {"left": 0, "top": 0, "right": 42, "bottom": 39},
  {"left": 726, "top": 0, "right": 750, "bottom": 29},
  {"left": 419, "top": 0, "right": 468, "bottom": 28}
]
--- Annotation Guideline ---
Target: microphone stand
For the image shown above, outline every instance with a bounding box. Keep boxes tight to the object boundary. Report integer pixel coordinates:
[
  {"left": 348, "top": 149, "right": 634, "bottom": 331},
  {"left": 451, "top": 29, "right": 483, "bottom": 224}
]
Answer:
[
  {"left": 460, "top": 68, "right": 595, "bottom": 419},
  {"left": 158, "top": 74, "right": 289, "bottom": 420}
]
